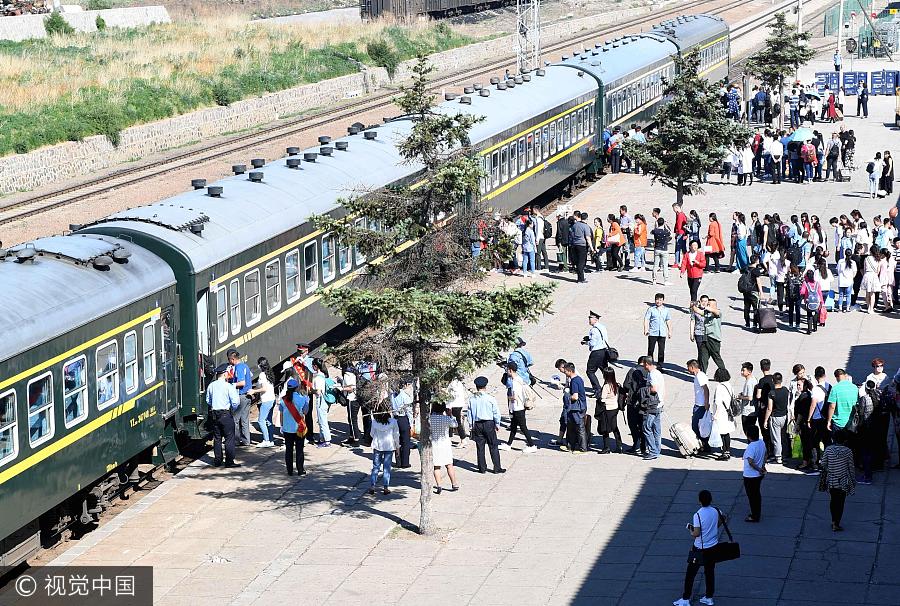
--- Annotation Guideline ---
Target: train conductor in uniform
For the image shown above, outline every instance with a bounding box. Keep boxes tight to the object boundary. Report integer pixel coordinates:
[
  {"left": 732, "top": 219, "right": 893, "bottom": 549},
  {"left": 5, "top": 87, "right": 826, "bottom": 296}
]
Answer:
[
  {"left": 206, "top": 363, "right": 240, "bottom": 468},
  {"left": 467, "top": 376, "right": 505, "bottom": 474},
  {"left": 584, "top": 310, "right": 610, "bottom": 397}
]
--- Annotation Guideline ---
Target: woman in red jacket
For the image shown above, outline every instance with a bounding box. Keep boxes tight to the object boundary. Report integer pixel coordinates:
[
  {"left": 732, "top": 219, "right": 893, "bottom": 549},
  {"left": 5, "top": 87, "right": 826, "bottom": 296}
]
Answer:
[
  {"left": 705, "top": 212, "right": 725, "bottom": 273},
  {"left": 680, "top": 239, "right": 707, "bottom": 303}
]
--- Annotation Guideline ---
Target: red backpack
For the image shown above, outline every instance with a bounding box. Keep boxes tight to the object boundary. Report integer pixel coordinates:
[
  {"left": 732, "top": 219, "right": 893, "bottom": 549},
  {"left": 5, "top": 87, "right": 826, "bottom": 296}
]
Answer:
[{"left": 801, "top": 143, "right": 816, "bottom": 164}]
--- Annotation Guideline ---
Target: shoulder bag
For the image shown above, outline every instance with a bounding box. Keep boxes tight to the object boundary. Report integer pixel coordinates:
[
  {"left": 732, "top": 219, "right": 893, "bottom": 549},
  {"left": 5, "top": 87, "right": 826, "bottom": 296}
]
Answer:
[
  {"left": 711, "top": 508, "right": 741, "bottom": 563},
  {"left": 687, "top": 513, "right": 706, "bottom": 565}
]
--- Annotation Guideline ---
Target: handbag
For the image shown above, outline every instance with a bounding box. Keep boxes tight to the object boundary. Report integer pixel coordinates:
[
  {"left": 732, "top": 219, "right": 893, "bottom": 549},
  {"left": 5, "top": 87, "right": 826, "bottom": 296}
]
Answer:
[
  {"left": 711, "top": 508, "right": 741, "bottom": 563},
  {"left": 844, "top": 403, "right": 860, "bottom": 433},
  {"left": 699, "top": 410, "right": 713, "bottom": 438}
]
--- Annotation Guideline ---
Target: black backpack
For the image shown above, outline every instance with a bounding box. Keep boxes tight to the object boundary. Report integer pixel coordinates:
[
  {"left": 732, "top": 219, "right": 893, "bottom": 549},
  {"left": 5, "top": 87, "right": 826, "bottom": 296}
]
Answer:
[
  {"left": 788, "top": 276, "right": 802, "bottom": 300},
  {"left": 543, "top": 220, "right": 553, "bottom": 239},
  {"left": 737, "top": 270, "right": 754, "bottom": 294},
  {"left": 866, "top": 161, "right": 875, "bottom": 174},
  {"left": 787, "top": 244, "right": 803, "bottom": 266}
]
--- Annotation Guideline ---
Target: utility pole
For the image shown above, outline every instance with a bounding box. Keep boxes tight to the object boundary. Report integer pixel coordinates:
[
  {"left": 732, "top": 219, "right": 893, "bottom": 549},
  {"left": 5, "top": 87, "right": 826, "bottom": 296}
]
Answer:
[
  {"left": 837, "top": 0, "right": 845, "bottom": 57},
  {"left": 797, "top": 0, "right": 804, "bottom": 34},
  {"left": 516, "top": 0, "right": 541, "bottom": 73}
]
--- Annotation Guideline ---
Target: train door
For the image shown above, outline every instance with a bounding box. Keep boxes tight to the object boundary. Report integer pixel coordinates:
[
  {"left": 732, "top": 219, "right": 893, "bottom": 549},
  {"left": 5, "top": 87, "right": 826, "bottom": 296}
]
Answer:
[
  {"left": 160, "top": 306, "right": 179, "bottom": 417},
  {"left": 196, "top": 289, "right": 212, "bottom": 394}
]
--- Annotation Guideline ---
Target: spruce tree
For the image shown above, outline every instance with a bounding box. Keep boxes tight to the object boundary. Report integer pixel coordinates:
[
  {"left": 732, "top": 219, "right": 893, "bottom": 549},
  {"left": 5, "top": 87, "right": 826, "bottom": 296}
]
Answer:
[
  {"left": 625, "top": 50, "right": 750, "bottom": 204},
  {"left": 745, "top": 12, "right": 815, "bottom": 128},
  {"left": 313, "top": 57, "right": 554, "bottom": 535}
]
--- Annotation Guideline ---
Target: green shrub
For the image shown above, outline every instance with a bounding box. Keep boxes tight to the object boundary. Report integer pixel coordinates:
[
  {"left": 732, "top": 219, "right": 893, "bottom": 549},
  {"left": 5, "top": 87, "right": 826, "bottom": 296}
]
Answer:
[
  {"left": 366, "top": 39, "right": 399, "bottom": 79},
  {"left": 87, "top": 0, "right": 115, "bottom": 9},
  {"left": 44, "top": 12, "right": 75, "bottom": 36},
  {"left": 95, "top": 15, "right": 107, "bottom": 31},
  {"left": 211, "top": 81, "right": 239, "bottom": 106}
]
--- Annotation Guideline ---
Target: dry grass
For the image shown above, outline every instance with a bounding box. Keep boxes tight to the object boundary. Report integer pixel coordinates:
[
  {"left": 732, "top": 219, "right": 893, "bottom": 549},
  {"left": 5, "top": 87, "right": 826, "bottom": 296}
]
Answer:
[{"left": 0, "top": 16, "right": 474, "bottom": 155}]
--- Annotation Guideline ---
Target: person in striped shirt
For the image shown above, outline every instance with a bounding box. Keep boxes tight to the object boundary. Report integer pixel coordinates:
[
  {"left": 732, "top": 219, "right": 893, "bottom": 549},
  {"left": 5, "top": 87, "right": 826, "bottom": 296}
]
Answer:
[{"left": 789, "top": 89, "right": 801, "bottom": 127}]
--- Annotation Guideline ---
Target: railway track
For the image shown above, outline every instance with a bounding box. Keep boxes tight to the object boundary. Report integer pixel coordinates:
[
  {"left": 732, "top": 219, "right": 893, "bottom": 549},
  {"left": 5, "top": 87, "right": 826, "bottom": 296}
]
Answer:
[{"left": 0, "top": 0, "right": 779, "bottom": 227}]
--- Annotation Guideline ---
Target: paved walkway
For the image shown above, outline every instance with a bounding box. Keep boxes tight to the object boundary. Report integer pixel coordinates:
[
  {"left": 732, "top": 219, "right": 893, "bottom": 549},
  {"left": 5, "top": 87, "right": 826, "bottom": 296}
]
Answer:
[{"left": 28, "top": 63, "right": 900, "bottom": 606}]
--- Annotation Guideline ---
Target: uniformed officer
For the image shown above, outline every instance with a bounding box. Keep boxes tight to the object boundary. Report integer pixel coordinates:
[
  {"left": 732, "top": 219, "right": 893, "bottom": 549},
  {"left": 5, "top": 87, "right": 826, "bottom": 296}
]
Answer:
[
  {"left": 467, "top": 377, "right": 505, "bottom": 474},
  {"left": 206, "top": 363, "right": 240, "bottom": 467},
  {"left": 390, "top": 378, "right": 414, "bottom": 469},
  {"left": 584, "top": 310, "right": 610, "bottom": 396}
]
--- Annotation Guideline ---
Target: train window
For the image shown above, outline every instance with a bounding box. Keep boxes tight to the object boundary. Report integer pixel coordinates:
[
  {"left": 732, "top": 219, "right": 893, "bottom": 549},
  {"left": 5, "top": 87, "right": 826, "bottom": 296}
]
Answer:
[
  {"left": 541, "top": 126, "right": 549, "bottom": 159},
  {"left": 549, "top": 122, "right": 556, "bottom": 155},
  {"left": 215, "top": 286, "right": 228, "bottom": 343},
  {"left": 589, "top": 103, "right": 594, "bottom": 133},
  {"left": 304, "top": 241, "right": 318, "bottom": 293},
  {"left": 265, "top": 259, "right": 281, "bottom": 313},
  {"left": 564, "top": 116, "right": 570, "bottom": 147},
  {"left": 285, "top": 249, "right": 301, "bottom": 303},
  {"left": 556, "top": 119, "right": 563, "bottom": 150},
  {"left": 142, "top": 322, "right": 156, "bottom": 384},
  {"left": 491, "top": 151, "right": 500, "bottom": 187},
  {"left": 62, "top": 355, "right": 88, "bottom": 427},
  {"left": 353, "top": 219, "right": 368, "bottom": 265},
  {"left": 518, "top": 138, "right": 526, "bottom": 173},
  {"left": 229, "top": 280, "right": 241, "bottom": 335},
  {"left": 322, "top": 235, "right": 336, "bottom": 283},
  {"left": 525, "top": 134, "right": 533, "bottom": 168},
  {"left": 576, "top": 109, "right": 583, "bottom": 139},
  {"left": 27, "top": 373, "right": 54, "bottom": 447},
  {"left": 508, "top": 143, "right": 517, "bottom": 178},
  {"left": 478, "top": 156, "right": 487, "bottom": 194},
  {"left": 0, "top": 389, "right": 16, "bottom": 466},
  {"left": 244, "top": 270, "right": 261, "bottom": 326},
  {"left": 338, "top": 238, "right": 351, "bottom": 274},
  {"left": 500, "top": 146, "right": 508, "bottom": 183},
  {"left": 96, "top": 341, "right": 119, "bottom": 410},
  {"left": 124, "top": 332, "right": 138, "bottom": 396}
]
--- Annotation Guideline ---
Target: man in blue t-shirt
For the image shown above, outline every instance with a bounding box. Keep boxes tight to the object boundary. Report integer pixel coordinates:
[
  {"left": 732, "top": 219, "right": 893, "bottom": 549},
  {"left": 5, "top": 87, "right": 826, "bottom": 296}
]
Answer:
[
  {"left": 562, "top": 362, "right": 587, "bottom": 452},
  {"left": 227, "top": 349, "right": 254, "bottom": 446}
]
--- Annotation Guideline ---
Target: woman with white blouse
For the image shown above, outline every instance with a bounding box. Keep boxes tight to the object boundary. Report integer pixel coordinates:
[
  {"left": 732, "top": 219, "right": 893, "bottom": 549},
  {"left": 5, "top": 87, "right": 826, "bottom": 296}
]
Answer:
[
  {"left": 710, "top": 368, "right": 736, "bottom": 461},
  {"left": 836, "top": 251, "right": 857, "bottom": 312}
]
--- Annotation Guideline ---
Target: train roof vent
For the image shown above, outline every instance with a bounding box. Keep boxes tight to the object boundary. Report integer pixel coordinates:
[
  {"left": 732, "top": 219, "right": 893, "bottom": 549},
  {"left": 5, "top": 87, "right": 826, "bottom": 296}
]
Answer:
[
  {"left": 460, "top": 95, "right": 472, "bottom": 105},
  {"left": 320, "top": 146, "right": 333, "bottom": 156},
  {"left": 89, "top": 204, "right": 211, "bottom": 233},
  {"left": 335, "top": 141, "right": 349, "bottom": 151},
  {"left": 536, "top": 68, "right": 545, "bottom": 76},
  {"left": 561, "top": 54, "right": 569, "bottom": 60},
  {"left": 595, "top": 42, "right": 602, "bottom": 48},
  {"left": 249, "top": 171, "right": 264, "bottom": 182},
  {"left": 207, "top": 186, "right": 223, "bottom": 197},
  {"left": 232, "top": 164, "right": 246, "bottom": 175},
  {"left": 445, "top": 92, "right": 457, "bottom": 101},
  {"left": 572, "top": 47, "right": 580, "bottom": 55},
  {"left": 348, "top": 126, "right": 360, "bottom": 135},
  {"left": 303, "top": 152, "right": 317, "bottom": 162},
  {"left": 490, "top": 76, "right": 500, "bottom": 84},
  {"left": 506, "top": 80, "right": 516, "bottom": 88},
  {"left": 286, "top": 147, "right": 300, "bottom": 156},
  {"left": 318, "top": 136, "right": 331, "bottom": 144},
  {"left": 287, "top": 158, "right": 302, "bottom": 169},
  {"left": 15, "top": 246, "right": 36, "bottom": 263},
  {"left": 591, "top": 49, "right": 599, "bottom": 55},
  {"left": 463, "top": 86, "right": 474, "bottom": 94},
  {"left": 479, "top": 89, "right": 490, "bottom": 97},
  {"left": 112, "top": 248, "right": 132, "bottom": 263},
  {"left": 364, "top": 131, "right": 378, "bottom": 140},
  {"left": 473, "top": 82, "right": 483, "bottom": 90},
  {"left": 602, "top": 46, "right": 609, "bottom": 52},
  {"left": 191, "top": 178, "right": 206, "bottom": 190},
  {"left": 497, "top": 82, "right": 507, "bottom": 90},
  {"left": 251, "top": 158, "right": 265, "bottom": 168},
  {"left": 522, "top": 74, "right": 531, "bottom": 81},
  {"left": 514, "top": 76, "right": 523, "bottom": 84},
  {"left": 591, "top": 61, "right": 601, "bottom": 67}
]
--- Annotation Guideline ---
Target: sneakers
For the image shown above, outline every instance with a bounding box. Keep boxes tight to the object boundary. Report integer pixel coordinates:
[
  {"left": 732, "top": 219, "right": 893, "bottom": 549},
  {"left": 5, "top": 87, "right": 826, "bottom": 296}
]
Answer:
[
  {"left": 458, "top": 438, "right": 471, "bottom": 448},
  {"left": 255, "top": 441, "right": 274, "bottom": 448},
  {"left": 673, "top": 599, "right": 692, "bottom": 606},
  {"left": 498, "top": 443, "right": 512, "bottom": 451},
  {"left": 523, "top": 445, "right": 538, "bottom": 453},
  {"left": 699, "top": 597, "right": 715, "bottom": 606}
]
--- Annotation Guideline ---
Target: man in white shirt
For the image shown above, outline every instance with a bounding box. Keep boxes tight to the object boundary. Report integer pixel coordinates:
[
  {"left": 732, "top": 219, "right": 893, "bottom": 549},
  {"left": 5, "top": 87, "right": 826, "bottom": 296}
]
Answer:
[
  {"left": 499, "top": 362, "right": 537, "bottom": 453},
  {"left": 688, "top": 359, "right": 711, "bottom": 453},
  {"left": 769, "top": 135, "right": 783, "bottom": 184},
  {"left": 742, "top": 425, "right": 767, "bottom": 522},
  {"left": 447, "top": 378, "right": 470, "bottom": 447}
]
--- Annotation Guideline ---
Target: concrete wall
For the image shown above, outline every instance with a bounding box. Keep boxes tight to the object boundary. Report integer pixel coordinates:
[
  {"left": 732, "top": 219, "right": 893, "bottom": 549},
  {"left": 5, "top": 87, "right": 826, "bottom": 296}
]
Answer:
[
  {"left": 0, "top": 5, "right": 646, "bottom": 195},
  {"left": 0, "top": 5, "right": 170, "bottom": 41}
]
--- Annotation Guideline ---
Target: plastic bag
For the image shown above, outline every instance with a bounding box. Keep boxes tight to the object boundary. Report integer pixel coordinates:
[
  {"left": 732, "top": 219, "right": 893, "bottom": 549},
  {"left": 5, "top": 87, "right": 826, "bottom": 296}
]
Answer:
[
  {"left": 791, "top": 434, "right": 803, "bottom": 459},
  {"left": 699, "top": 410, "right": 714, "bottom": 438},
  {"left": 708, "top": 430, "right": 723, "bottom": 449}
]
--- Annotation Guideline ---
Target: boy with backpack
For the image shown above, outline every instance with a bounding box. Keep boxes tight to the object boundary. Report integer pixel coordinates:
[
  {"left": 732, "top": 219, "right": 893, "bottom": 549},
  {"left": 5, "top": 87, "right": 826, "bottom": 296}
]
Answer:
[{"left": 800, "top": 269, "right": 823, "bottom": 334}]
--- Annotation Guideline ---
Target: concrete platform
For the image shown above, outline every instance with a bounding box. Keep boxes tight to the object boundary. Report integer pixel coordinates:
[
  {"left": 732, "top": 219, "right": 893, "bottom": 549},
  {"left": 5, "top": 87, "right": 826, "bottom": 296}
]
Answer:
[{"left": 35, "top": 60, "right": 900, "bottom": 605}]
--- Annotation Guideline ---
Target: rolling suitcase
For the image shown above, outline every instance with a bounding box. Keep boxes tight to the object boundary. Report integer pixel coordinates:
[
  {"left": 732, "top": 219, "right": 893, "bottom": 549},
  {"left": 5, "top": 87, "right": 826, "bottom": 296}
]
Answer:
[
  {"left": 669, "top": 420, "right": 700, "bottom": 458},
  {"left": 757, "top": 306, "right": 777, "bottom": 333}
]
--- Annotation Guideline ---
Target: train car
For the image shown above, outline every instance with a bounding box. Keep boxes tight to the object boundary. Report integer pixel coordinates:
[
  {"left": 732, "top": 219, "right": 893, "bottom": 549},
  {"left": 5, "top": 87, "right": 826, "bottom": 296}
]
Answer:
[
  {"left": 79, "top": 131, "right": 426, "bottom": 429},
  {"left": 0, "top": 235, "right": 178, "bottom": 566},
  {"left": 360, "top": 0, "right": 511, "bottom": 20},
  {"left": 652, "top": 14, "right": 730, "bottom": 83}
]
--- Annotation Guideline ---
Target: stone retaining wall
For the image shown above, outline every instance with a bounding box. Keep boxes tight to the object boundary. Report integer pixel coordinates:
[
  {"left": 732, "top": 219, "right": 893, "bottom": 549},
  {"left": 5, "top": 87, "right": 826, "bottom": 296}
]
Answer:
[
  {"left": 0, "top": 6, "right": 170, "bottom": 41},
  {"left": 0, "top": 5, "right": 649, "bottom": 195}
]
